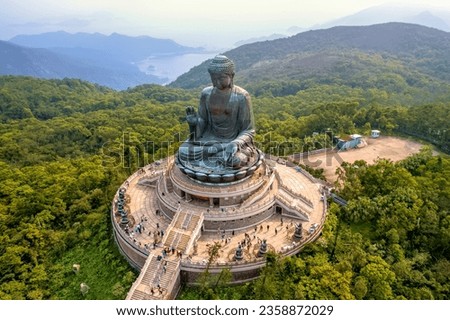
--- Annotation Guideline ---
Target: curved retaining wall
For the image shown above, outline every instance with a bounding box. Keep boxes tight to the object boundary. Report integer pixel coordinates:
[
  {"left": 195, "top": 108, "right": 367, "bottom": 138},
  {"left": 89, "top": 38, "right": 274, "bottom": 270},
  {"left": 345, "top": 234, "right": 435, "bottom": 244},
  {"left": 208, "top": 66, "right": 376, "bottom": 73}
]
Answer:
[
  {"left": 111, "top": 211, "right": 148, "bottom": 270},
  {"left": 113, "top": 210, "right": 326, "bottom": 286},
  {"left": 180, "top": 259, "right": 266, "bottom": 284}
]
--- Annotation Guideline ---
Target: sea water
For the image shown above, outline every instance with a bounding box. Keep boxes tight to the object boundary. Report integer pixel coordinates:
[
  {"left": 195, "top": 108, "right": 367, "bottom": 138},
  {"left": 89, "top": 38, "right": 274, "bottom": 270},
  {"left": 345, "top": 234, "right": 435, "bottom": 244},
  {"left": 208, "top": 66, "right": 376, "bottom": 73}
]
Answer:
[{"left": 137, "top": 52, "right": 219, "bottom": 84}]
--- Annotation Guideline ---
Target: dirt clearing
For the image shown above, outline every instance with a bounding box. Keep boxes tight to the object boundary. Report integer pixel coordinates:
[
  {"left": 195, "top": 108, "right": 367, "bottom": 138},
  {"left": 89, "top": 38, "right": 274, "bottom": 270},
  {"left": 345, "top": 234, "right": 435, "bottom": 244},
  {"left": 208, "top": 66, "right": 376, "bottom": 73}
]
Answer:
[{"left": 295, "top": 136, "right": 425, "bottom": 182}]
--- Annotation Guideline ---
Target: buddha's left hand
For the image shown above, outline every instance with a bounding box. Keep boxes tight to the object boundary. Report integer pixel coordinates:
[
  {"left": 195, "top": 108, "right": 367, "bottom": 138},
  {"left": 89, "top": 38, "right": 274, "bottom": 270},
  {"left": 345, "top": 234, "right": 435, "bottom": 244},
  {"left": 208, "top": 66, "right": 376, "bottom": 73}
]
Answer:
[{"left": 225, "top": 142, "right": 238, "bottom": 161}]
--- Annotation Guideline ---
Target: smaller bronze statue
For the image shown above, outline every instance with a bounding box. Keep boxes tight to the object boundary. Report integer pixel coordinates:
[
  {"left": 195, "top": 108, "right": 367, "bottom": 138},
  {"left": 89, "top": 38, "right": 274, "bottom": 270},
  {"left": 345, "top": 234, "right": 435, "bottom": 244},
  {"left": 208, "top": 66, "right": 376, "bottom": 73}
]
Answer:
[
  {"left": 294, "top": 223, "right": 303, "bottom": 239},
  {"left": 234, "top": 243, "right": 244, "bottom": 261},
  {"left": 258, "top": 239, "right": 268, "bottom": 257}
]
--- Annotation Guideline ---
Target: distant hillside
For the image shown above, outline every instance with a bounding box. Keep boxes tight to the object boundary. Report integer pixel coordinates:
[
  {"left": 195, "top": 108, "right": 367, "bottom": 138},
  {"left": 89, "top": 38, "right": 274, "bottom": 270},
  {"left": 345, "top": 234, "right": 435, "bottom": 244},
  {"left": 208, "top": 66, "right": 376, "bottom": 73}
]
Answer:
[
  {"left": 234, "top": 33, "right": 286, "bottom": 47},
  {"left": 9, "top": 31, "right": 203, "bottom": 63},
  {"left": 3, "top": 31, "right": 205, "bottom": 90},
  {"left": 242, "top": 6, "right": 450, "bottom": 47},
  {"left": 169, "top": 23, "right": 450, "bottom": 96},
  {"left": 0, "top": 40, "right": 163, "bottom": 90}
]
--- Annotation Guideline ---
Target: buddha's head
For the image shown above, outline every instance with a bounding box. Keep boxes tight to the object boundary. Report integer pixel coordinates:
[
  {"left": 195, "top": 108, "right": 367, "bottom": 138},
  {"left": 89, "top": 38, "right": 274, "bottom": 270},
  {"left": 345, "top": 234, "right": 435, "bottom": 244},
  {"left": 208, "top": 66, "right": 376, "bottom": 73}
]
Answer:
[{"left": 208, "top": 55, "right": 235, "bottom": 90}]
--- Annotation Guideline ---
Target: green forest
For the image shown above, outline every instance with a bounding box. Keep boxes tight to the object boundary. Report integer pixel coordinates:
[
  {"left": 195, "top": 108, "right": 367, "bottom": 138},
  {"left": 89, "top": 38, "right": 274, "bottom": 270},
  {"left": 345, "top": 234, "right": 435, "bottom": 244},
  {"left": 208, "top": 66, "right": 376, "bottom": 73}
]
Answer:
[{"left": 0, "top": 75, "right": 448, "bottom": 299}]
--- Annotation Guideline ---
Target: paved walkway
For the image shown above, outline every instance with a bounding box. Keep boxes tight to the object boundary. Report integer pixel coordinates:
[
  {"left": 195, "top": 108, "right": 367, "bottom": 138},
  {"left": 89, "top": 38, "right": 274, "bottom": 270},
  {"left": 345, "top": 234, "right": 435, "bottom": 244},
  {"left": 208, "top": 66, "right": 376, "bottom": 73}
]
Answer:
[{"left": 190, "top": 215, "right": 306, "bottom": 265}]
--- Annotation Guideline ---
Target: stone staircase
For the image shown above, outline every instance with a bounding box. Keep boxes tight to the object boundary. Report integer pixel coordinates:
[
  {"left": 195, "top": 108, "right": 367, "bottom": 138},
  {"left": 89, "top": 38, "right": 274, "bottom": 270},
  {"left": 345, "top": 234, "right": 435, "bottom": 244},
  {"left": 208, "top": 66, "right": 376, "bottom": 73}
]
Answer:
[
  {"left": 163, "top": 208, "right": 204, "bottom": 254},
  {"left": 275, "top": 189, "right": 310, "bottom": 221},
  {"left": 126, "top": 206, "right": 204, "bottom": 300},
  {"left": 127, "top": 253, "right": 181, "bottom": 300}
]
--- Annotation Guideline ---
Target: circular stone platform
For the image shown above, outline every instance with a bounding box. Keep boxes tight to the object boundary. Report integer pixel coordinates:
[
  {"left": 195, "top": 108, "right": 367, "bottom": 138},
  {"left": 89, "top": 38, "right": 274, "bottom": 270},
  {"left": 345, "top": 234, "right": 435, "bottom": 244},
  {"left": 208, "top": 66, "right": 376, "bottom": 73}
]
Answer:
[{"left": 111, "top": 155, "right": 327, "bottom": 300}]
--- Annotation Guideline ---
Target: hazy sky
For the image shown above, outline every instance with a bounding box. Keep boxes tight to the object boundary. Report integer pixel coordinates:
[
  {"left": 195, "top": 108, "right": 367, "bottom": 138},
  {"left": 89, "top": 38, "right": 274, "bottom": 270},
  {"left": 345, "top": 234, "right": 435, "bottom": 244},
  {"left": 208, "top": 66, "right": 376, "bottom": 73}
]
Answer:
[{"left": 1, "top": 0, "right": 450, "bottom": 48}]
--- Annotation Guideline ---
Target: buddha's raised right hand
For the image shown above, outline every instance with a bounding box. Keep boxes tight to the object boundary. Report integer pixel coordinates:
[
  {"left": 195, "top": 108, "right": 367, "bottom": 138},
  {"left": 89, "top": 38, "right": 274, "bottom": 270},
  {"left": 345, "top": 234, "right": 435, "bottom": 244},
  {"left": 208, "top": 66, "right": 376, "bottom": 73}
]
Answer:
[{"left": 186, "top": 106, "right": 198, "bottom": 126}]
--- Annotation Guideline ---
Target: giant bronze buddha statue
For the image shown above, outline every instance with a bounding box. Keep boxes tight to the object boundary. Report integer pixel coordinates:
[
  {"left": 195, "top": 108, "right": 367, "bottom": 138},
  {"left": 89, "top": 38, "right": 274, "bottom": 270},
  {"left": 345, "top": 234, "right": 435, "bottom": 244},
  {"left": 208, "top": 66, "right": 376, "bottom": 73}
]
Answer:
[{"left": 175, "top": 55, "right": 262, "bottom": 183}]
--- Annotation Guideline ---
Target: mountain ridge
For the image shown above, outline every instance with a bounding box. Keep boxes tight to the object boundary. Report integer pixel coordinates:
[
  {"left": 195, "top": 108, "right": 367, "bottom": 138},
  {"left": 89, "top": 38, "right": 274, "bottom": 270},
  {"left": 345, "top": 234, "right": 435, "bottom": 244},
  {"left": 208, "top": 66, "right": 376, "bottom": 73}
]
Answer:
[
  {"left": 0, "top": 40, "right": 164, "bottom": 89},
  {"left": 9, "top": 31, "right": 204, "bottom": 62},
  {"left": 169, "top": 23, "right": 450, "bottom": 91},
  {"left": 240, "top": 5, "right": 450, "bottom": 49},
  {"left": 2, "top": 31, "right": 206, "bottom": 89}
]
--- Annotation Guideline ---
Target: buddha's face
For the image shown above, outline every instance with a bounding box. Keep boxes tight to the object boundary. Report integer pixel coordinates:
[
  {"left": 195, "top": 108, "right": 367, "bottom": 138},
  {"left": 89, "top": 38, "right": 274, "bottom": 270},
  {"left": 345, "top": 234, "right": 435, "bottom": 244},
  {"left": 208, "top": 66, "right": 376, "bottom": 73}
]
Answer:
[{"left": 211, "top": 73, "right": 232, "bottom": 90}]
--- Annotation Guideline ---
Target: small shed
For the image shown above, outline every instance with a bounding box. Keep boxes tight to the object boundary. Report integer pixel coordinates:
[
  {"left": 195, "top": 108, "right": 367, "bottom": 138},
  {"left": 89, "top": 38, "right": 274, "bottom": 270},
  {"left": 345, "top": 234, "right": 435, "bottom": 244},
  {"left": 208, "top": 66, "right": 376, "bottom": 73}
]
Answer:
[
  {"left": 336, "top": 134, "right": 363, "bottom": 151},
  {"left": 371, "top": 130, "right": 381, "bottom": 138}
]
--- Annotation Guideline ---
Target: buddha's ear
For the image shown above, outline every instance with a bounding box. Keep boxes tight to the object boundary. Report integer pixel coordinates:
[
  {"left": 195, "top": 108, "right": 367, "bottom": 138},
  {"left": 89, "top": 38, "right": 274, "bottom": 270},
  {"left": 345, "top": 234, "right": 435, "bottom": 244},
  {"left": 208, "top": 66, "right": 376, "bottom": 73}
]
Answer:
[{"left": 224, "top": 72, "right": 235, "bottom": 79}]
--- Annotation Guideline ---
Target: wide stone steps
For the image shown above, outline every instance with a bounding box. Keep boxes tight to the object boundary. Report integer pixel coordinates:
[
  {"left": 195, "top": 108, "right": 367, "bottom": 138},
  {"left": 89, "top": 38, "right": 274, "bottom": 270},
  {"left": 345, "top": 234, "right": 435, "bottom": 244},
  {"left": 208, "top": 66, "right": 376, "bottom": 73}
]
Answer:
[
  {"left": 164, "top": 230, "right": 176, "bottom": 246},
  {"left": 275, "top": 190, "right": 309, "bottom": 220},
  {"left": 181, "top": 213, "right": 193, "bottom": 229},
  {"left": 130, "top": 288, "right": 165, "bottom": 300},
  {"left": 141, "top": 256, "right": 160, "bottom": 285},
  {"left": 130, "top": 290, "right": 146, "bottom": 300},
  {"left": 174, "top": 211, "right": 188, "bottom": 229},
  {"left": 163, "top": 230, "right": 192, "bottom": 253},
  {"left": 277, "top": 189, "right": 312, "bottom": 214},
  {"left": 179, "top": 234, "right": 190, "bottom": 250},
  {"left": 127, "top": 253, "right": 181, "bottom": 300},
  {"left": 165, "top": 231, "right": 181, "bottom": 249},
  {"left": 159, "top": 259, "right": 179, "bottom": 288},
  {"left": 173, "top": 212, "right": 201, "bottom": 231},
  {"left": 162, "top": 207, "right": 203, "bottom": 254},
  {"left": 184, "top": 214, "right": 201, "bottom": 231}
]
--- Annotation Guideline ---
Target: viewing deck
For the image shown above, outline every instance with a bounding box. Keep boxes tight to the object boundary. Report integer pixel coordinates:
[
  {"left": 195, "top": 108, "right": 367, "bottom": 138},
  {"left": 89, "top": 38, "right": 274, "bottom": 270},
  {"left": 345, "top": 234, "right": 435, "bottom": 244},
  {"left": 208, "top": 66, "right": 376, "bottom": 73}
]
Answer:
[{"left": 112, "top": 156, "right": 327, "bottom": 300}]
